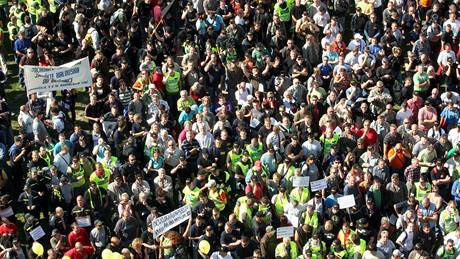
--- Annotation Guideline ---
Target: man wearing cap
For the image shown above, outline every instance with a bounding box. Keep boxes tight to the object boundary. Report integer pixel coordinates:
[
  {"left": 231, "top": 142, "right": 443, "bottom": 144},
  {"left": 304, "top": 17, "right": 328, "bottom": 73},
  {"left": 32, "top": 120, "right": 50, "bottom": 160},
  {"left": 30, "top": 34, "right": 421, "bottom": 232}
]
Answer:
[
  {"left": 50, "top": 228, "right": 72, "bottom": 254},
  {"left": 89, "top": 220, "right": 110, "bottom": 257},
  {"left": 17, "top": 184, "right": 40, "bottom": 219},
  {"left": 107, "top": 174, "right": 131, "bottom": 204},
  {"left": 348, "top": 33, "right": 366, "bottom": 52},
  {"left": 84, "top": 181, "right": 109, "bottom": 219}
]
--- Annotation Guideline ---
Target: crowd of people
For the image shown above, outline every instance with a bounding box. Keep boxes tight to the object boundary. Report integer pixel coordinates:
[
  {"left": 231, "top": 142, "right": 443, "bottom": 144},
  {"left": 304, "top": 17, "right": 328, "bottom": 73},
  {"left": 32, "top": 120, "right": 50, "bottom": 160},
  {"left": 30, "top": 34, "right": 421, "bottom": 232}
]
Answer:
[{"left": 1, "top": 0, "right": 460, "bottom": 258}]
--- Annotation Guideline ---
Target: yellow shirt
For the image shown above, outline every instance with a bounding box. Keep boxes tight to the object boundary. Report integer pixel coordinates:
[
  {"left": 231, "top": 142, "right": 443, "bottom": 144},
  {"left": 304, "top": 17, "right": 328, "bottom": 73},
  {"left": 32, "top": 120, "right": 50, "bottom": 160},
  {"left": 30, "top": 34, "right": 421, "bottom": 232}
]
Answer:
[{"left": 356, "top": 1, "right": 373, "bottom": 16}]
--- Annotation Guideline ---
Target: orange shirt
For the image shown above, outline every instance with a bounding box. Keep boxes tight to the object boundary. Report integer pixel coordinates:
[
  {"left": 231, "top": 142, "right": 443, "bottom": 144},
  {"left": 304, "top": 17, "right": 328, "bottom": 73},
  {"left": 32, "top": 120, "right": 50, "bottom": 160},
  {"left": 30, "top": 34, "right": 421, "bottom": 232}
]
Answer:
[{"left": 387, "top": 148, "right": 407, "bottom": 170}]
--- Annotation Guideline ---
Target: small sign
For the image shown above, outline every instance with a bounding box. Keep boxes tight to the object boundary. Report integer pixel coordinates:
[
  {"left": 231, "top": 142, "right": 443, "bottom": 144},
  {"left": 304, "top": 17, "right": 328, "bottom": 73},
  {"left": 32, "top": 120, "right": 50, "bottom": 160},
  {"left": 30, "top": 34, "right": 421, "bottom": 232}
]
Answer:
[
  {"left": 0, "top": 207, "right": 14, "bottom": 217},
  {"left": 310, "top": 179, "right": 327, "bottom": 192},
  {"left": 29, "top": 226, "right": 46, "bottom": 241},
  {"left": 76, "top": 216, "right": 92, "bottom": 227},
  {"left": 337, "top": 195, "right": 356, "bottom": 209},
  {"left": 276, "top": 226, "right": 295, "bottom": 239},
  {"left": 293, "top": 176, "right": 310, "bottom": 187}
]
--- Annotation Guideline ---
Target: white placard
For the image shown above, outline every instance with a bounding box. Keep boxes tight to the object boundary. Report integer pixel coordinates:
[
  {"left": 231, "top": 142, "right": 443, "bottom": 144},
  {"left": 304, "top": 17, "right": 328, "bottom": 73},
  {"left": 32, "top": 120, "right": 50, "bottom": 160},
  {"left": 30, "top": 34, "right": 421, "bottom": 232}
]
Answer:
[
  {"left": 337, "top": 195, "right": 356, "bottom": 209},
  {"left": 276, "top": 226, "right": 294, "bottom": 239},
  {"left": 76, "top": 216, "right": 92, "bottom": 227},
  {"left": 286, "top": 214, "right": 299, "bottom": 228},
  {"left": 29, "top": 226, "right": 45, "bottom": 241},
  {"left": 293, "top": 176, "right": 310, "bottom": 187},
  {"left": 152, "top": 205, "right": 191, "bottom": 238},
  {"left": 0, "top": 207, "right": 14, "bottom": 217},
  {"left": 24, "top": 57, "right": 92, "bottom": 95},
  {"left": 310, "top": 179, "right": 327, "bottom": 192}
]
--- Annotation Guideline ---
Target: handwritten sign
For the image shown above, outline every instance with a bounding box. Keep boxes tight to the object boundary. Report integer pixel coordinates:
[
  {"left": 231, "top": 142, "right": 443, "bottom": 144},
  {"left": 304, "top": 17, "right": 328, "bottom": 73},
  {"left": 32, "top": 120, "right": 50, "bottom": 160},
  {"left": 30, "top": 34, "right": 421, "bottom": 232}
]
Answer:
[
  {"left": 276, "top": 226, "right": 294, "bottom": 239},
  {"left": 152, "top": 205, "right": 191, "bottom": 238},
  {"left": 76, "top": 216, "right": 92, "bottom": 227},
  {"left": 29, "top": 226, "right": 45, "bottom": 241},
  {"left": 310, "top": 179, "right": 327, "bottom": 192},
  {"left": 337, "top": 195, "right": 356, "bottom": 209},
  {"left": 293, "top": 176, "right": 310, "bottom": 187}
]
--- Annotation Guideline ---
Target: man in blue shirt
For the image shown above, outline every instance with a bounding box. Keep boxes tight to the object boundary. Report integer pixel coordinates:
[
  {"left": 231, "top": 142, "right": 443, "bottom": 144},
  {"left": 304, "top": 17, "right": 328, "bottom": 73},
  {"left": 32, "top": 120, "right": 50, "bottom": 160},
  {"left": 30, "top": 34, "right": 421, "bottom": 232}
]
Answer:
[{"left": 13, "top": 31, "right": 31, "bottom": 64}]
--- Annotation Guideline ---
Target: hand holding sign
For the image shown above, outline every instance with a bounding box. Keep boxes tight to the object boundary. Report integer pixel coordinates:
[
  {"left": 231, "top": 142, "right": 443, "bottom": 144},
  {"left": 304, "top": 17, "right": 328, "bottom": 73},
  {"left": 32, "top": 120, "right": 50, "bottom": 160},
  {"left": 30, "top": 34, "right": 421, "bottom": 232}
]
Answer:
[
  {"left": 292, "top": 176, "right": 310, "bottom": 187},
  {"left": 337, "top": 195, "right": 356, "bottom": 209},
  {"left": 310, "top": 179, "right": 327, "bottom": 192},
  {"left": 276, "top": 226, "right": 294, "bottom": 239}
]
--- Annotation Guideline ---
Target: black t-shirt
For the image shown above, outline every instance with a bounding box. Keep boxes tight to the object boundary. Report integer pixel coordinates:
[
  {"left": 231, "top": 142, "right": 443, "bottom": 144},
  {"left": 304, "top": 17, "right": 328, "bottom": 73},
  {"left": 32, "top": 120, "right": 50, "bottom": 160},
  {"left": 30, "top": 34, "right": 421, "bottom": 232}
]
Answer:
[
  {"left": 137, "top": 0, "right": 153, "bottom": 18},
  {"left": 442, "top": 63, "right": 458, "bottom": 86},
  {"left": 441, "top": 30, "right": 454, "bottom": 47},
  {"left": 197, "top": 156, "right": 213, "bottom": 170},
  {"left": 292, "top": 5, "right": 306, "bottom": 19},
  {"left": 220, "top": 231, "right": 238, "bottom": 246},
  {"left": 206, "top": 64, "right": 225, "bottom": 88},
  {"left": 85, "top": 103, "right": 103, "bottom": 119},
  {"left": 190, "top": 224, "right": 206, "bottom": 247},
  {"left": 319, "top": 228, "right": 337, "bottom": 248},
  {"left": 211, "top": 216, "right": 226, "bottom": 237},
  {"left": 383, "top": 132, "right": 402, "bottom": 147},
  {"left": 234, "top": 240, "right": 258, "bottom": 259}
]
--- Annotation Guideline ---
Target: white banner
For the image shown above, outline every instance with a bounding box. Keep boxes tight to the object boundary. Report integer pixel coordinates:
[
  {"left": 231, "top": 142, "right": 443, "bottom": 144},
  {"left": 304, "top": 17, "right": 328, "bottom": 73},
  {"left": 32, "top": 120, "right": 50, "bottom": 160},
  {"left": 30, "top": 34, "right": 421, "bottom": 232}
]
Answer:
[
  {"left": 24, "top": 57, "right": 92, "bottom": 95},
  {"left": 152, "top": 205, "right": 191, "bottom": 238},
  {"left": 310, "top": 179, "right": 327, "bottom": 192},
  {"left": 276, "top": 226, "right": 294, "bottom": 239},
  {"left": 292, "top": 176, "right": 310, "bottom": 187},
  {"left": 337, "top": 195, "right": 356, "bottom": 209}
]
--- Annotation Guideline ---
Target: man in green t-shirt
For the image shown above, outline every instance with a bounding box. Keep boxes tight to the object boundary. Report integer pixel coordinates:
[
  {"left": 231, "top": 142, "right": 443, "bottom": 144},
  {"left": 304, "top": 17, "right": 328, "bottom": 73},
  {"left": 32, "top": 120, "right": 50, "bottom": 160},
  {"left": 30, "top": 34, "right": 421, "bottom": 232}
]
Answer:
[{"left": 413, "top": 65, "right": 430, "bottom": 97}]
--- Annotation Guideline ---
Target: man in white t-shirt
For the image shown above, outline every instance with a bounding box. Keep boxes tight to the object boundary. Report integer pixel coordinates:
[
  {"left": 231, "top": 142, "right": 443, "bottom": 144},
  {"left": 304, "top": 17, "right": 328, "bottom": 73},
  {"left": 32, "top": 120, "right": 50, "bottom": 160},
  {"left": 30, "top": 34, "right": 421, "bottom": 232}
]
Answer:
[{"left": 444, "top": 227, "right": 460, "bottom": 250}]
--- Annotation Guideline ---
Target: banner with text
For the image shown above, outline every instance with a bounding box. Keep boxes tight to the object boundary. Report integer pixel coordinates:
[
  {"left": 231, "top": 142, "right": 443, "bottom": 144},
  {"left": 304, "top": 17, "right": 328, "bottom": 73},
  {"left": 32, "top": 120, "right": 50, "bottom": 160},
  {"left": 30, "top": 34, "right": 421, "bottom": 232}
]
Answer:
[
  {"left": 24, "top": 57, "right": 92, "bottom": 95},
  {"left": 152, "top": 205, "right": 192, "bottom": 238}
]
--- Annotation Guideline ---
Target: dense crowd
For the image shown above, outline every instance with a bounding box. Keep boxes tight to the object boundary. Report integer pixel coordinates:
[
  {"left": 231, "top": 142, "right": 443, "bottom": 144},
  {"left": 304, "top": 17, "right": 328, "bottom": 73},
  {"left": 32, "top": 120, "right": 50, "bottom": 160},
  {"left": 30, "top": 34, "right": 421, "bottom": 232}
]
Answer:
[{"left": 1, "top": 0, "right": 460, "bottom": 258}]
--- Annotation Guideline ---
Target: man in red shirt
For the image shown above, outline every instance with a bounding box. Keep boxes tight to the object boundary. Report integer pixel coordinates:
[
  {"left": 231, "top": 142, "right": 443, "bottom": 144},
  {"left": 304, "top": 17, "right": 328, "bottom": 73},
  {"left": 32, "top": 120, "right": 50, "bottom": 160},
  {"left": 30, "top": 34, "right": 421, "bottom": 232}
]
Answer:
[
  {"left": 64, "top": 242, "right": 94, "bottom": 259},
  {"left": 0, "top": 218, "right": 18, "bottom": 236},
  {"left": 68, "top": 223, "right": 90, "bottom": 247},
  {"left": 356, "top": 119, "right": 378, "bottom": 148}
]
